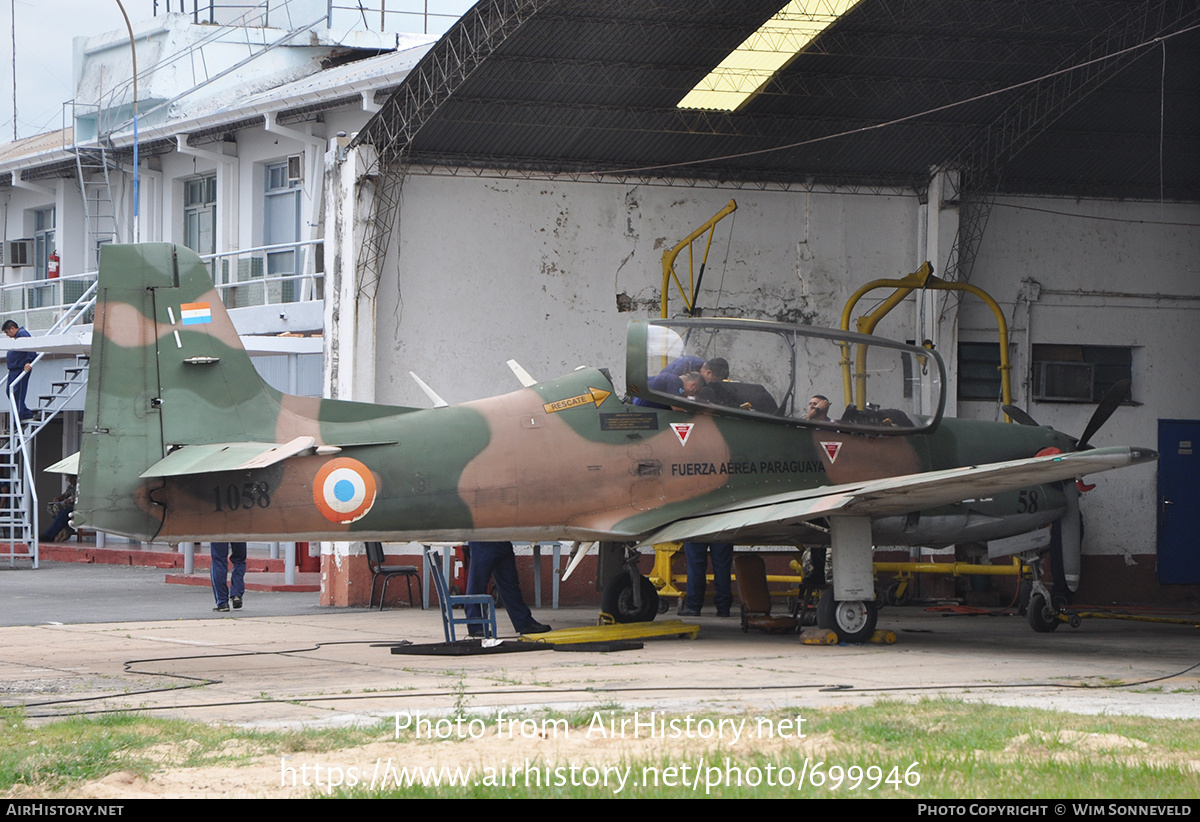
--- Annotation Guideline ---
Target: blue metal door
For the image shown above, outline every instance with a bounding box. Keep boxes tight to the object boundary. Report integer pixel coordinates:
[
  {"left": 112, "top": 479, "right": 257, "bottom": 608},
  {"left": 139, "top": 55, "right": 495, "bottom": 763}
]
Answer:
[{"left": 1158, "top": 419, "right": 1200, "bottom": 584}]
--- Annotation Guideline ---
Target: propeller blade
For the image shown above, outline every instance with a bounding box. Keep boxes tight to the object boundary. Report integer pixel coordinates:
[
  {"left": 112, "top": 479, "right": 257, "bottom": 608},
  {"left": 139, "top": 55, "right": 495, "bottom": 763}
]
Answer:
[
  {"left": 1002, "top": 405, "right": 1040, "bottom": 427},
  {"left": 1078, "top": 379, "right": 1130, "bottom": 448}
]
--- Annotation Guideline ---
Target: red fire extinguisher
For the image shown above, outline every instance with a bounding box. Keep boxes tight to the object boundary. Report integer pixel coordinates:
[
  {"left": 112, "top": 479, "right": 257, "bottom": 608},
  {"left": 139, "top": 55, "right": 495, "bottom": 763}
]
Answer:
[{"left": 47, "top": 252, "right": 59, "bottom": 279}]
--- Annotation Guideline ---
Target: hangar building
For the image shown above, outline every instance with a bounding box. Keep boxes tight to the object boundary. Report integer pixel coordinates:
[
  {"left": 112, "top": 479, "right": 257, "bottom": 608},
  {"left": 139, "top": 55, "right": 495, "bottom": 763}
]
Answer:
[{"left": 1, "top": 0, "right": 1196, "bottom": 606}]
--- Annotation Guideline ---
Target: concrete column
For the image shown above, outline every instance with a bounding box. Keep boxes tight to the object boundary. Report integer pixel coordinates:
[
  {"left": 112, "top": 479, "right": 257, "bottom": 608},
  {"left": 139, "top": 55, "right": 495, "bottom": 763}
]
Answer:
[
  {"left": 323, "top": 139, "right": 378, "bottom": 403},
  {"left": 917, "top": 167, "right": 961, "bottom": 417},
  {"left": 318, "top": 138, "right": 381, "bottom": 606}
]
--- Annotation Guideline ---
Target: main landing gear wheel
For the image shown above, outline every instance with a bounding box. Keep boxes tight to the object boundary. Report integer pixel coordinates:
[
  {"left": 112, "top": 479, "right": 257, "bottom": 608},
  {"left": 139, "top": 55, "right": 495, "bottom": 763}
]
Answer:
[
  {"left": 602, "top": 574, "right": 660, "bottom": 624},
  {"left": 883, "top": 580, "right": 912, "bottom": 607},
  {"left": 1027, "top": 593, "right": 1060, "bottom": 633},
  {"left": 817, "top": 594, "right": 877, "bottom": 643}
]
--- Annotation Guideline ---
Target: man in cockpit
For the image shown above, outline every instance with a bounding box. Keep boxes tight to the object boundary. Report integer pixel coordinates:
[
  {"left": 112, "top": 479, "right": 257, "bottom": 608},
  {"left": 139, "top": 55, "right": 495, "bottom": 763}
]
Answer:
[
  {"left": 805, "top": 394, "right": 831, "bottom": 421},
  {"left": 633, "top": 369, "right": 706, "bottom": 408}
]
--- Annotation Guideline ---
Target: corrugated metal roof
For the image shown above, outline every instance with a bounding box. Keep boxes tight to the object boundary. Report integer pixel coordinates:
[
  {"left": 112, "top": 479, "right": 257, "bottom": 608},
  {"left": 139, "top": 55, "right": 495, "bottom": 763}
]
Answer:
[{"left": 364, "top": 0, "right": 1200, "bottom": 200}]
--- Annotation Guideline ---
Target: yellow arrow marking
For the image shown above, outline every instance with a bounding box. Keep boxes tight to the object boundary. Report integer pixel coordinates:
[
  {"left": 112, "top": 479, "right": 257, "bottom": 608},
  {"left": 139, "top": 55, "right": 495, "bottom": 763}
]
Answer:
[{"left": 543, "top": 387, "right": 612, "bottom": 414}]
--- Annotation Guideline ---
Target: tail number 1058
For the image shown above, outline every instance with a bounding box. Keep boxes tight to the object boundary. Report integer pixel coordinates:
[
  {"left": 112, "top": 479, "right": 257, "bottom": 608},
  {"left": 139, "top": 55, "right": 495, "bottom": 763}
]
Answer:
[{"left": 212, "top": 482, "right": 272, "bottom": 512}]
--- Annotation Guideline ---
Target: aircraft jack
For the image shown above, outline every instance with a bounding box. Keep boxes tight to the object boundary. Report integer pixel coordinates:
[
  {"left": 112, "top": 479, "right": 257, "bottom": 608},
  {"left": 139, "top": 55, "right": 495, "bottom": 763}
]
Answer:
[
  {"left": 519, "top": 617, "right": 700, "bottom": 645},
  {"left": 801, "top": 628, "right": 898, "bottom": 646}
]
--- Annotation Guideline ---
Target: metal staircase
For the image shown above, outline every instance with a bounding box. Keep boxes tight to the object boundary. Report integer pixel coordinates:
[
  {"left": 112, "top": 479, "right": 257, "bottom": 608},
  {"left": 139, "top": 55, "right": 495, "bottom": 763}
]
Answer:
[{"left": 2, "top": 282, "right": 99, "bottom": 567}]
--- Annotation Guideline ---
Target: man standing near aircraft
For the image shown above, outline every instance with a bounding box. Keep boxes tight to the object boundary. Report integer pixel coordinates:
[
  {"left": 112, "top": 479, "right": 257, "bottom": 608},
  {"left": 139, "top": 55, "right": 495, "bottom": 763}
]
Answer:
[
  {"left": 211, "top": 542, "right": 248, "bottom": 612},
  {"left": 465, "top": 542, "right": 551, "bottom": 636},
  {"left": 3, "top": 319, "right": 35, "bottom": 420},
  {"left": 680, "top": 542, "right": 734, "bottom": 617}
]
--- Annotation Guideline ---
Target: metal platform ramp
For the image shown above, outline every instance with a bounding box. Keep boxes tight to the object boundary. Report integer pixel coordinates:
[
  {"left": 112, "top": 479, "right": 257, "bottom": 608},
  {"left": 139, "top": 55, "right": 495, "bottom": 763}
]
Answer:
[{"left": 518, "top": 619, "right": 700, "bottom": 645}]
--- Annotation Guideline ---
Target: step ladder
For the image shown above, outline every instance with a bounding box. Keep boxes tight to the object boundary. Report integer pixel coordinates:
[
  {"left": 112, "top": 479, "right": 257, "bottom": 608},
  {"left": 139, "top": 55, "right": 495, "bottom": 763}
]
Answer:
[{"left": 72, "top": 145, "right": 118, "bottom": 271}]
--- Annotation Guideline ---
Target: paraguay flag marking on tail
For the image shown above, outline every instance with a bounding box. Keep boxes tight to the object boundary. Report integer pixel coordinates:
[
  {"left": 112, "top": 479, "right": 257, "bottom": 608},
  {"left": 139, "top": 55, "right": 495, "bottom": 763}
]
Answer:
[{"left": 180, "top": 302, "right": 212, "bottom": 325}]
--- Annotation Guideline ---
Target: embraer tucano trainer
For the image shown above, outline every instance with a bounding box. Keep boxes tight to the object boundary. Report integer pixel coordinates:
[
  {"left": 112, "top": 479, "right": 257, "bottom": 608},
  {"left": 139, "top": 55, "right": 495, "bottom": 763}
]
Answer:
[{"left": 75, "top": 245, "right": 1156, "bottom": 641}]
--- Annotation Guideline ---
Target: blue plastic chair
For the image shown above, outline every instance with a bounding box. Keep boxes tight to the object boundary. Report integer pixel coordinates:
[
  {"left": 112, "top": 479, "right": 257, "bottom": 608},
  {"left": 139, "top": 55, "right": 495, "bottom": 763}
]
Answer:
[{"left": 425, "top": 547, "right": 498, "bottom": 642}]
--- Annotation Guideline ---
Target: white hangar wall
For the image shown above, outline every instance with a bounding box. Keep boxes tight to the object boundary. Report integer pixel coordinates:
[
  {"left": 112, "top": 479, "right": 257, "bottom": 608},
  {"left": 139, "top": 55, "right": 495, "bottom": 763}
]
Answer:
[
  {"left": 959, "top": 196, "right": 1200, "bottom": 574},
  {"left": 373, "top": 174, "right": 923, "bottom": 408}
]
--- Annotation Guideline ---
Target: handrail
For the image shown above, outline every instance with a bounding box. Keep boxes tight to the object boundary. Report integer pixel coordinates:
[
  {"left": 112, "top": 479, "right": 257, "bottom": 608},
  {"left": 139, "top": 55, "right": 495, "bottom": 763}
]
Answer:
[
  {"left": 6, "top": 373, "right": 38, "bottom": 568},
  {"left": 4, "top": 279, "right": 101, "bottom": 567},
  {"left": 199, "top": 240, "right": 324, "bottom": 306},
  {"left": 0, "top": 240, "right": 323, "bottom": 331}
]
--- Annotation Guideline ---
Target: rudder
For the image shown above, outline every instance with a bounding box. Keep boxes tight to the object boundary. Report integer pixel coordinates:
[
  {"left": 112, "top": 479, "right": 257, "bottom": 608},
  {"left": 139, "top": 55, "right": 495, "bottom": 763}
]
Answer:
[{"left": 76, "top": 244, "right": 279, "bottom": 540}]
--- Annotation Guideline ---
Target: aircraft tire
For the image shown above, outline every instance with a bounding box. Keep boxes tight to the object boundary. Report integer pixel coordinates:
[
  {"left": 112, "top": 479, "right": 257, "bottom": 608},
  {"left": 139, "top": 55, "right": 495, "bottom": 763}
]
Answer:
[
  {"left": 883, "top": 581, "right": 911, "bottom": 607},
  {"left": 602, "top": 574, "right": 659, "bottom": 624},
  {"left": 817, "top": 594, "right": 877, "bottom": 643},
  {"left": 1027, "top": 593, "right": 1060, "bottom": 633}
]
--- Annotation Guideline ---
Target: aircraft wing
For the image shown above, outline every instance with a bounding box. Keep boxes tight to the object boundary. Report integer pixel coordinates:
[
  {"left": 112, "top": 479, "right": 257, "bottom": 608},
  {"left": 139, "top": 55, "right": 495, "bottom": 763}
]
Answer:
[{"left": 634, "top": 445, "right": 1156, "bottom": 547}]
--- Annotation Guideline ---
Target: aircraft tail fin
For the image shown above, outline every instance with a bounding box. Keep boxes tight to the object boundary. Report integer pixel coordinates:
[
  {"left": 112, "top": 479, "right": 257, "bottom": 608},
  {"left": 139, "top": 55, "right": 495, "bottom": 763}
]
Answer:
[{"left": 76, "top": 243, "right": 305, "bottom": 539}]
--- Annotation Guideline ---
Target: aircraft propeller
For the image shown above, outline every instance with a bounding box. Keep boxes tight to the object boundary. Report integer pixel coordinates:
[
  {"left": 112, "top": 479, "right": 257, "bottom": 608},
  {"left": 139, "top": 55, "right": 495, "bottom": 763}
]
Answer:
[
  {"left": 1001, "top": 405, "right": 1039, "bottom": 428},
  {"left": 1002, "top": 379, "right": 1131, "bottom": 596},
  {"left": 1002, "top": 378, "right": 1130, "bottom": 449},
  {"left": 1077, "top": 379, "right": 1131, "bottom": 449}
]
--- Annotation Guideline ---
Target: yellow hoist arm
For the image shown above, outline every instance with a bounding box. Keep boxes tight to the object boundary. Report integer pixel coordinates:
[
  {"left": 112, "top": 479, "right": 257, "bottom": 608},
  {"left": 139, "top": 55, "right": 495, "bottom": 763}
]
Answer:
[{"left": 661, "top": 199, "right": 737, "bottom": 318}]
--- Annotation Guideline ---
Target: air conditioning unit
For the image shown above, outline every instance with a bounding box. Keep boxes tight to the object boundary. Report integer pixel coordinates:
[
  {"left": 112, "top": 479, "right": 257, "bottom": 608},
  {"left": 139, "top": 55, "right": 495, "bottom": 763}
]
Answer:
[
  {"left": 287, "top": 154, "right": 303, "bottom": 183},
  {"left": 5, "top": 239, "right": 33, "bottom": 267},
  {"left": 1033, "top": 361, "right": 1094, "bottom": 402}
]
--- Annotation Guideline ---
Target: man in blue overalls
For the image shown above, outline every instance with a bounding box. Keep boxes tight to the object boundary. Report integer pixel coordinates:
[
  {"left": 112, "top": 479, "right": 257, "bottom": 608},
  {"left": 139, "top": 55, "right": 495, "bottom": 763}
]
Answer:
[
  {"left": 211, "top": 542, "right": 248, "bottom": 612},
  {"left": 465, "top": 542, "right": 551, "bottom": 636},
  {"left": 3, "top": 320, "right": 35, "bottom": 420}
]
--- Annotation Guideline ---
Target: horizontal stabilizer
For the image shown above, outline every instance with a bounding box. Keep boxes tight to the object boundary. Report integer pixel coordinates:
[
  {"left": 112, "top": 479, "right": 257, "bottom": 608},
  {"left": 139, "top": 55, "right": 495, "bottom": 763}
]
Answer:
[
  {"left": 140, "top": 437, "right": 317, "bottom": 478},
  {"left": 46, "top": 452, "right": 80, "bottom": 475}
]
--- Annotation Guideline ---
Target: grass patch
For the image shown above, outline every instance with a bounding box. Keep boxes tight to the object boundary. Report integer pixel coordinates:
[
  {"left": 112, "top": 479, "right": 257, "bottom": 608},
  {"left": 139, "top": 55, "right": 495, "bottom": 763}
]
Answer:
[
  {"left": 4, "top": 700, "right": 1198, "bottom": 798},
  {"left": 0, "top": 707, "right": 391, "bottom": 795}
]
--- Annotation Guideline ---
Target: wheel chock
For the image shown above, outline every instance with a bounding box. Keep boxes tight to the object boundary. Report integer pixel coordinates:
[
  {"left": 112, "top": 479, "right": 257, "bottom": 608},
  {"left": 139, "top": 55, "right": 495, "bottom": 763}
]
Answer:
[{"left": 802, "top": 629, "right": 897, "bottom": 645}]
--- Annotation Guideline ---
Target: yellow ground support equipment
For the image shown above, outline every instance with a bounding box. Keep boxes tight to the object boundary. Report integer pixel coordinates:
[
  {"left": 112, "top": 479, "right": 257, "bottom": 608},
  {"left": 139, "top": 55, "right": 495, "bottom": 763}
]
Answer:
[{"left": 520, "top": 619, "right": 700, "bottom": 644}]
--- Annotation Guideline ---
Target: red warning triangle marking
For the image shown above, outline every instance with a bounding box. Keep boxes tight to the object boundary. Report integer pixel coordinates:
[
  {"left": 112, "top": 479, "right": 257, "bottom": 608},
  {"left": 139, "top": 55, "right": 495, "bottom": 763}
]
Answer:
[
  {"left": 820, "top": 441, "right": 843, "bottom": 463},
  {"left": 670, "top": 422, "right": 694, "bottom": 447}
]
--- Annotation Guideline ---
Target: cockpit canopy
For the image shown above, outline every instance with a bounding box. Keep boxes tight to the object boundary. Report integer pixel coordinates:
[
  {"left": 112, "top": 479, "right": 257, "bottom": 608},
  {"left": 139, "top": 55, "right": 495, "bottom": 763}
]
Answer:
[{"left": 626, "top": 318, "right": 946, "bottom": 435}]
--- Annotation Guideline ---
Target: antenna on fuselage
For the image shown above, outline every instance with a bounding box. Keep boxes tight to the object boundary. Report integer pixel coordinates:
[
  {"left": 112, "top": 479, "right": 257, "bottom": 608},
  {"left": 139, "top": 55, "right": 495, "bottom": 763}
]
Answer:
[{"left": 408, "top": 372, "right": 448, "bottom": 408}]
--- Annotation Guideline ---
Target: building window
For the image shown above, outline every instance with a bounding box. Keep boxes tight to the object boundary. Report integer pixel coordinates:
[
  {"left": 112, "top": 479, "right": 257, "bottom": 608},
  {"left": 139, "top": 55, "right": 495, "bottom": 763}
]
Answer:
[
  {"left": 1032, "top": 344, "right": 1132, "bottom": 403},
  {"left": 183, "top": 175, "right": 216, "bottom": 255},
  {"left": 34, "top": 207, "right": 55, "bottom": 279},
  {"left": 29, "top": 207, "right": 56, "bottom": 308},
  {"left": 264, "top": 160, "right": 302, "bottom": 302},
  {"left": 958, "top": 341, "right": 1003, "bottom": 402}
]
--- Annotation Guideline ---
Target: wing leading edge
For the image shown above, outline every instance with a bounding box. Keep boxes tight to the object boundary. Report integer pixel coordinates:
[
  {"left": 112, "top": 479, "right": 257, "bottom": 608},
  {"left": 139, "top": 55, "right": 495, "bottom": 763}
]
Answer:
[{"left": 634, "top": 446, "right": 1157, "bottom": 547}]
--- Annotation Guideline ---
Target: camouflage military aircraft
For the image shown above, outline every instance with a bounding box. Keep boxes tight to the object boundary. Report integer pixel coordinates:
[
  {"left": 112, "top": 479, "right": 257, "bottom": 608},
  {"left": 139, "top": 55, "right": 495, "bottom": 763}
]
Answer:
[{"left": 74, "top": 244, "right": 1155, "bottom": 641}]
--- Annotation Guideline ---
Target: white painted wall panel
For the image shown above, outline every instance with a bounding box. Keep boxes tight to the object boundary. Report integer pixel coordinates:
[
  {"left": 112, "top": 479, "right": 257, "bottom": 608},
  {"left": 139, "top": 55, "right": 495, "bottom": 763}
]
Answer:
[
  {"left": 962, "top": 196, "right": 1200, "bottom": 559},
  {"left": 375, "top": 175, "right": 921, "bottom": 408}
]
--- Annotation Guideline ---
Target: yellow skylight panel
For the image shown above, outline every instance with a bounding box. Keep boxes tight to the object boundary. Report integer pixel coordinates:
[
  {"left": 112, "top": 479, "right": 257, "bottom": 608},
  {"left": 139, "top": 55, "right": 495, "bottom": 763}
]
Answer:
[{"left": 678, "top": 0, "right": 864, "bottom": 111}]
